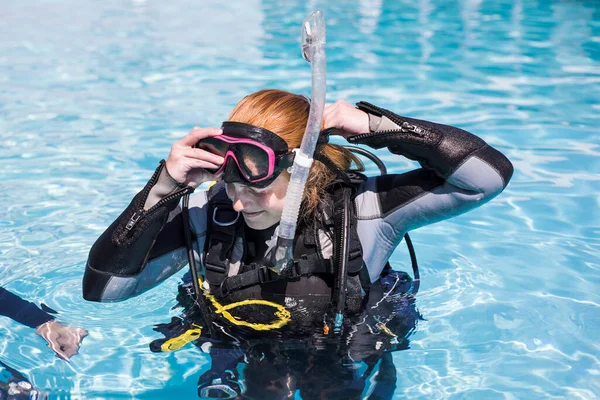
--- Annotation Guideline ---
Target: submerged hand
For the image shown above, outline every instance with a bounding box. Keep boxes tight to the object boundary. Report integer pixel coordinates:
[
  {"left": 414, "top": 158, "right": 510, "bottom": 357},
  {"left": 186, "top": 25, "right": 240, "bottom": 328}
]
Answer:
[
  {"left": 35, "top": 320, "right": 88, "bottom": 361},
  {"left": 324, "top": 100, "right": 369, "bottom": 139},
  {"left": 165, "top": 127, "right": 225, "bottom": 188}
]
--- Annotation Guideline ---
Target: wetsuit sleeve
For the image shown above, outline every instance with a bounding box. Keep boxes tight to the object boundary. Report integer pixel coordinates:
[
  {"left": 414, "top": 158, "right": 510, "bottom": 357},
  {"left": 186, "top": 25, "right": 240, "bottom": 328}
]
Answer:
[
  {"left": 0, "top": 287, "right": 55, "bottom": 328},
  {"left": 350, "top": 102, "right": 513, "bottom": 281},
  {"left": 83, "top": 160, "right": 205, "bottom": 302}
]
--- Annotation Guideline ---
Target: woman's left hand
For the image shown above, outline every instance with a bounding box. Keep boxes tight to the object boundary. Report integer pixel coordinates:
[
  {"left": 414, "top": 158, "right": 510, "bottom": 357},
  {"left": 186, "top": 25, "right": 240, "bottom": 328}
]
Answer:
[
  {"left": 35, "top": 320, "right": 88, "bottom": 361},
  {"left": 323, "top": 100, "right": 369, "bottom": 139}
]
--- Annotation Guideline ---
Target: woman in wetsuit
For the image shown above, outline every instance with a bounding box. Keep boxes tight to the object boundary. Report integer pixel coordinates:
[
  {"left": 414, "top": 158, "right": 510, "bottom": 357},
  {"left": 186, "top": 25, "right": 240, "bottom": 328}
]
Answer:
[{"left": 83, "top": 89, "right": 513, "bottom": 398}]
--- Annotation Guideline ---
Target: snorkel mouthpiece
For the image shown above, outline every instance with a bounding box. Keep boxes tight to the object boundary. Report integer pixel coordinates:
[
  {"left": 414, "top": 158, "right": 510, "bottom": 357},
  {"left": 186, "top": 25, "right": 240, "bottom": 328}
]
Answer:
[
  {"left": 268, "top": 10, "right": 326, "bottom": 275},
  {"left": 301, "top": 11, "right": 326, "bottom": 63}
]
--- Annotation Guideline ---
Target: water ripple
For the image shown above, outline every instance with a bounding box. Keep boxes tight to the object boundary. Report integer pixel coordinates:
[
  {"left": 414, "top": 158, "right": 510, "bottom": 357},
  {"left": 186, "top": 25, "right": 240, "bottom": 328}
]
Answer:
[{"left": 1, "top": 0, "right": 600, "bottom": 398}]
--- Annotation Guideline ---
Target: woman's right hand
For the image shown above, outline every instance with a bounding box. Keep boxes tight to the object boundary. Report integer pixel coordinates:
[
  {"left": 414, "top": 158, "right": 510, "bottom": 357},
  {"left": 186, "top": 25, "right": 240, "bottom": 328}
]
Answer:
[{"left": 165, "top": 127, "right": 225, "bottom": 188}]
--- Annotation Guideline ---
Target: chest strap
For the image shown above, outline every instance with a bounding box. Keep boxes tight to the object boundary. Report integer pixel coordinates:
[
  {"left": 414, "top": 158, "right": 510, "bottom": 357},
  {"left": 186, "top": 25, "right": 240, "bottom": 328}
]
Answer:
[{"left": 218, "top": 259, "right": 333, "bottom": 296}]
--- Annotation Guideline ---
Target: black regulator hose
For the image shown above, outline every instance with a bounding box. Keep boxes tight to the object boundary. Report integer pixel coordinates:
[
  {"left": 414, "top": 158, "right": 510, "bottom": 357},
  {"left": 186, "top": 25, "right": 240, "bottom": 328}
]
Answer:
[
  {"left": 333, "top": 187, "right": 352, "bottom": 334},
  {"left": 403, "top": 232, "right": 420, "bottom": 295},
  {"left": 182, "top": 194, "right": 202, "bottom": 302},
  {"left": 344, "top": 145, "right": 387, "bottom": 175}
]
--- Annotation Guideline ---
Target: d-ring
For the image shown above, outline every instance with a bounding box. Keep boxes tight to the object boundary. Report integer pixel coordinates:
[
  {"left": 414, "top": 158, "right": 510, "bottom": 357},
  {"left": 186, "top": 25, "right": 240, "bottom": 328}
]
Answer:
[{"left": 212, "top": 206, "right": 240, "bottom": 227}]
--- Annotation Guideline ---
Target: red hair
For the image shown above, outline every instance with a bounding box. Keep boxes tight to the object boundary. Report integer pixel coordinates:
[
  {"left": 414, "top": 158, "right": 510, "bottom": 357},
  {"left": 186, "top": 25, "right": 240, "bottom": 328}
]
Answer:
[{"left": 228, "top": 89, "right": 363, "bottom": 218}]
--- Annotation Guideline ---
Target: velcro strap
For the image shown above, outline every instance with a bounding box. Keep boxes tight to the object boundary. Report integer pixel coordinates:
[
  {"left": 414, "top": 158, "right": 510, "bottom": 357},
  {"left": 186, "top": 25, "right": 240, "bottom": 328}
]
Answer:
[
  {"left": 204, "top": 188, "right": 241, "bottom": 285},
  {"left": 220, "top": 259, "right": 333, "bottom": 296},
  {"left": 220, "top": 266, "right": 277, "bottom": 295},
  {"left": 204, "top": 227, "right": 237, "bottom": 276},
  {"left": 295, "top": 259, "right": 333, "bottom": 275}
]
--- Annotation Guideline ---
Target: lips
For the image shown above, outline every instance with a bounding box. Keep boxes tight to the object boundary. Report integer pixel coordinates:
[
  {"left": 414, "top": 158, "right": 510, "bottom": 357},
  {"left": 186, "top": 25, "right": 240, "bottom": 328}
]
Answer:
[{"left": 242, "top": 211, "right": 264, "bottom": 218}]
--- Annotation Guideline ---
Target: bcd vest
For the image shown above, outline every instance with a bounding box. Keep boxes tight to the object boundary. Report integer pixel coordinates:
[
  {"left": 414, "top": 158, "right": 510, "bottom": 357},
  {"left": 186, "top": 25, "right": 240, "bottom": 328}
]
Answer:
[{"left": 201, "top": 178, "right": 371, "bottom": 329}]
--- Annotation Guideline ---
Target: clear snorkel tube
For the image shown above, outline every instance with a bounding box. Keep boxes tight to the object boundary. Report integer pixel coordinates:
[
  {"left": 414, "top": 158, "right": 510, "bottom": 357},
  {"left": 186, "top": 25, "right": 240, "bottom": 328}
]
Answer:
[{"left": 268, "top": 10, "right": 326, "bottom": 275}]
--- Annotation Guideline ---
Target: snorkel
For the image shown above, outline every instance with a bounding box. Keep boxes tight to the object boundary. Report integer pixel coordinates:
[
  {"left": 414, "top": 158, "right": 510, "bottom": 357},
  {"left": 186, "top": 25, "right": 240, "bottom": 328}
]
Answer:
[{"left": 267, "top": 10, "right": 326, "bottom": 275}]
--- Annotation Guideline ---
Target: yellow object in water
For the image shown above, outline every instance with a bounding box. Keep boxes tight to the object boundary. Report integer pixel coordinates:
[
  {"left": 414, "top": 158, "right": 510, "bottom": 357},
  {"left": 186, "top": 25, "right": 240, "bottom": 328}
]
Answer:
[
  {"left": 160, "top": 324, "right": 203, "bottom": 352},
  {"left": 376, "top": 321, "right": 397, "bottom": 338}
]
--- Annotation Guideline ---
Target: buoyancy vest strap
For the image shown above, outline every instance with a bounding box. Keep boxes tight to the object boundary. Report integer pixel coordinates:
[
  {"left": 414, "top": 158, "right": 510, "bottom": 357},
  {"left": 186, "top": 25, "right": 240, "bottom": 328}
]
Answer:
[
  {"left": 219, "top": 259, "right": 333, "bottom": 296},
  {"left": 204, "top": 183, "right": 242, "bottom": 285},
  {"left": 327, "top": 181, "right": 370, "bottom": 322},
  {"left": 322, "top": 176, "right": 366, "bottom": 276},
  {"left": 326, "top": 182, "right": 366, "bottom": 276}
]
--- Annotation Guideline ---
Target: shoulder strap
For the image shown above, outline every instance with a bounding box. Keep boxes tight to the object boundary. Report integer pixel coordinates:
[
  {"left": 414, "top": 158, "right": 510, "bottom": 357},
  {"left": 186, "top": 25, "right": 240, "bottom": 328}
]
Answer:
[
  {"left": 327, "top": 182, "right": 371, "bottom": 322},
  {"left": 326, "top": 180, "right": 366, "bottom": 277},
  {"left": 204, "top": 182, "right": 242, "bottom": 286}
]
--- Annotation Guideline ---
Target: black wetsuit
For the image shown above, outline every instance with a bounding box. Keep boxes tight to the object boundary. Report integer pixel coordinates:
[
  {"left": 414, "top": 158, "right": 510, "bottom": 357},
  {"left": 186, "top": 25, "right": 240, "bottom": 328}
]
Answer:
[
  {"left": 82, "top": 103, "right": 513, "bottom": 302},
  {"left": 0, "top": 287, "right": 54, "bottom": 329},
  {"left": 82, "top": 103, "right": 513, "bottom": 399}
]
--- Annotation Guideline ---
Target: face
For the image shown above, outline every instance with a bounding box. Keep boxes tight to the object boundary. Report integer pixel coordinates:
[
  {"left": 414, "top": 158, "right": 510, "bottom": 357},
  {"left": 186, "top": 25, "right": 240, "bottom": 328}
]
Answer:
[{"left": 225, "top": 172, "right": 289, "bottom": 230}]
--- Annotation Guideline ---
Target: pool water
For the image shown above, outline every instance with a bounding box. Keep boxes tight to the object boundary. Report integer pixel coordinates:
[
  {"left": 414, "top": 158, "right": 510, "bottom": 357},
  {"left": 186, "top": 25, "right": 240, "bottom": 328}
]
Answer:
[{"left": 1, "top": 0, "right": 599, "bottom": 398}]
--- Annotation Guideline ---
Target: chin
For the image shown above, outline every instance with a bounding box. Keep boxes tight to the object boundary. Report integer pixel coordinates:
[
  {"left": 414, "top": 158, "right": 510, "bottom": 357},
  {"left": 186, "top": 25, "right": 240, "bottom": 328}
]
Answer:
[
  {"left": 244, "top": 215, "right": 279, "bottom": 230},
  {"left": 245, "top": 220, "right": 269, "bottom": 230}
]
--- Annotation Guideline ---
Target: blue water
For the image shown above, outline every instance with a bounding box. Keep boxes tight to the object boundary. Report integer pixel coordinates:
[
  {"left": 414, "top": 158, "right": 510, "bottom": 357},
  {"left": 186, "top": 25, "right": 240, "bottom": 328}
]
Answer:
[{"left": 1, "top": 0, "right": 599, "bottom": 398}]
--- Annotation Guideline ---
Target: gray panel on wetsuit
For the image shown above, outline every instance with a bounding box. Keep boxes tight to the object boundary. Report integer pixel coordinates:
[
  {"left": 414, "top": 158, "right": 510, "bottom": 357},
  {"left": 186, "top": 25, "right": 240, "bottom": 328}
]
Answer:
[
  {"left": 100, "top": 193, "right": 211, "bottom": 301},
  {"left": 356, "top": 156, "right": 506, "bottom": 282}
]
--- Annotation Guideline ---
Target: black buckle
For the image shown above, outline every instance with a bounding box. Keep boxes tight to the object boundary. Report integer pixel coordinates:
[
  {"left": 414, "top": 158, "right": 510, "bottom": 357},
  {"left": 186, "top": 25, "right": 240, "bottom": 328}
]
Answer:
[
  {"left": 205, "top": 261, "right": 226, "bottom": 274},
  {"left": 277, "top": 152, "right": 296, "bottom": 169},
  {"left": 257, "top": 267, "right": 271, "bottom": 283},
  {"left": 288, "top": 261, "right": 301, "bottom": 279},
  {"left": 219, "top": 279, "right": 230, "bottom": 297}
]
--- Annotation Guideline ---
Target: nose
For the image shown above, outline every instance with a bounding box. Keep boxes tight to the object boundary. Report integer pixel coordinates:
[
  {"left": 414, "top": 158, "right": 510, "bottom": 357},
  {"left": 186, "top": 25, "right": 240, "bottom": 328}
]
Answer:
[
  {"left": 232, "top": 197, "right": 245, "bottom": 212},
  {"left": 226, "top": 183, "right": 252, "bottom": 212}
]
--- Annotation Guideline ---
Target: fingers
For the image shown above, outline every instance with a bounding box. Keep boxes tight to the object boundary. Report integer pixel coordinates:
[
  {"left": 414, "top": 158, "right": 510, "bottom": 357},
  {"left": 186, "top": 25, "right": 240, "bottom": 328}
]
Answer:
[
  {"left": 179, "top": 126, "right": 222, "bottom": 147},
  {"left": 53, "top": 345, "right": 72, "bottom": 361},
  {"left": 35, "top": 321, "right": 87, "bottom": 362},
  {"left": 76, "top": 327, "right": 89, "bottom": 338},
  {"left": 166, "top": 129, "right": 225, "bottom": 185},
  {"left": 167, "top": 148, "right": 224, "bottom": 178},
  {"left": 323, "top": 103, "right": 338, "bottom": 129},
  {"left": 182, "top": 147, "right": 225, "bottom": 168},
  {"left": 323, "top": 100, "right": 369, "bottom": 136},
  {"left": 168, "top": 147, "right": 224, "bottom": 171},
  {"left": 56, "top": 339, "right": 78, "bottom": 361},
  {"left": 323, "top": 100, "right": 350, "bottom": 129},
  {"left": 54, "top": 327, "right": 87, "bottom": 361}
]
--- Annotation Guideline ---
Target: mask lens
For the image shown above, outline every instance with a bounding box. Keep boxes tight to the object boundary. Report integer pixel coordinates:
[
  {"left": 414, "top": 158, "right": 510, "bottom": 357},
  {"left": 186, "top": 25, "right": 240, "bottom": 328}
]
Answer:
[{"left": 236, "top": 143, "right": 270, "bottom": 179}]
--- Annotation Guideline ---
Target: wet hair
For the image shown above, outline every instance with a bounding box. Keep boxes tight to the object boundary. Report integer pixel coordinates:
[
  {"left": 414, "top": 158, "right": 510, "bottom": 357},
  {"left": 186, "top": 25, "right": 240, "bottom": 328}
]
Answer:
[{"left": 228, "top": 89, "right": 363, "bottom": 219}]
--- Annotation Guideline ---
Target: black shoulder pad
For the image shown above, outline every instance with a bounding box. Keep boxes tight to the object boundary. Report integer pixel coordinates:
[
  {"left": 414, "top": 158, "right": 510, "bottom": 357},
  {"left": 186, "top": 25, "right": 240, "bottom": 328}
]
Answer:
[
  {"left": 207, "top": 181, "right": 228, "bottom": 202},
  {"left": 346, "top": 171, "right": 367, "bottom": 184}
]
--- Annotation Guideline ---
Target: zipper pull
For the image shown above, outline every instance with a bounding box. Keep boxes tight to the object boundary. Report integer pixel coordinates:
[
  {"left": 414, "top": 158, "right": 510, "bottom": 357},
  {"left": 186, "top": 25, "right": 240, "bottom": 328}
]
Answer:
[
  {"left": 401, "top": 121, "right": 428, "bottom": 136},
  {"left": 126, "top": 210, "right": 145, "bottom": 231},
  {"left": 401, "top": 121, "right": 416, "bottom": 132}
]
